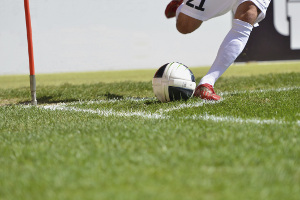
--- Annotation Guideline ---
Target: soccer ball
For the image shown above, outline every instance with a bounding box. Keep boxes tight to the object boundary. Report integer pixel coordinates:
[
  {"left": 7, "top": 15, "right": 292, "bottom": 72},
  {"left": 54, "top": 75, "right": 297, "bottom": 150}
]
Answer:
[{"left": 152, "top": 62, "right": 196, "bottom": 102}]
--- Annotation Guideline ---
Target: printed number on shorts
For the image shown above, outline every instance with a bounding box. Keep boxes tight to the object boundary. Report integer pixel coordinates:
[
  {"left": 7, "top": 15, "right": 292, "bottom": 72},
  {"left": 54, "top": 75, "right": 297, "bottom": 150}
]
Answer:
[{"left": 186, "top": 0, "right": 206, "bottom": 11}]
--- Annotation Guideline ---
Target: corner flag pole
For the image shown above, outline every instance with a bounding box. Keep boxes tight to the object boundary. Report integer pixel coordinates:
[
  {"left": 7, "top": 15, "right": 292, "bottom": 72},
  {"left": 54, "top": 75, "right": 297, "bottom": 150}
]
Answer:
[{"left": 24, "top": 0, "right": 37, "bottom": 105}]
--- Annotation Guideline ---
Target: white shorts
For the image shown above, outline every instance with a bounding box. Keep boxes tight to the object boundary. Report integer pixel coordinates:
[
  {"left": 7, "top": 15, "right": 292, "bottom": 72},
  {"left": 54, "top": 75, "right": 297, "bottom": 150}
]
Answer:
[{"left": 180, "top": 0, "right": 271, "bottom": 25}]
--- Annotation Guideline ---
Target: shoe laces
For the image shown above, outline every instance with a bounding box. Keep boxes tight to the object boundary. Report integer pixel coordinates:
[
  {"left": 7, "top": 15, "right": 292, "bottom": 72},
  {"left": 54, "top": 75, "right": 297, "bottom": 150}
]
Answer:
[{"left": 200, "top": 83, "right": 215, "bottom": 94}]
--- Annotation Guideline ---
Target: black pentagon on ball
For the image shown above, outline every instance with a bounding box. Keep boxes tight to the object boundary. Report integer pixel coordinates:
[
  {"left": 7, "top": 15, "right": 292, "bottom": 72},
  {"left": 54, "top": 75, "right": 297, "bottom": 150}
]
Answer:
[
  {"left": 153, "top": 63, "right": 168, "bottom": 78},
  {"left": 168, "top": 86, "right": 194, "bottom": 101}
]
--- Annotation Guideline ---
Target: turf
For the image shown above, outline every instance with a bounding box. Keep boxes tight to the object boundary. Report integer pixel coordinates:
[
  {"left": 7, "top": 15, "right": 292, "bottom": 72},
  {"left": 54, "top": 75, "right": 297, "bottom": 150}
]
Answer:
[
  {"left": 0, "top": 63, "right": 300, "bottom": 200},
  {"left": 0, "top": 61, "right": 300, "bottom": 89}
]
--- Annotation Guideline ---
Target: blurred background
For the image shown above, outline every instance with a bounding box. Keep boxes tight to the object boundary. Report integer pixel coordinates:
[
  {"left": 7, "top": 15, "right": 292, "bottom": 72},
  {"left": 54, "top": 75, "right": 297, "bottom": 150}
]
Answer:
[
  {"left": 0, "top": 0, "right": 231, "bottom": 75},
  {"left": 0, "top": 0, "right": 299, "bottom": 75}
]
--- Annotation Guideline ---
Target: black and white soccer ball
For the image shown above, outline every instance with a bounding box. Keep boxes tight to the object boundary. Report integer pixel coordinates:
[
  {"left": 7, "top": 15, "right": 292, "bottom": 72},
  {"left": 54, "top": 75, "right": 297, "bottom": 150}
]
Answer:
[{"left": 152, "top": 62, "right": 196, "bottom": 102}]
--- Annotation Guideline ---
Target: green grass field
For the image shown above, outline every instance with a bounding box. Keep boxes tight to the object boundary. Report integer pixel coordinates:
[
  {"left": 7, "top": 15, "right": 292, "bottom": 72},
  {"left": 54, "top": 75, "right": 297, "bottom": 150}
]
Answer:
[{"left": 0, "top": 62, "right": 300, "bottom": 200}]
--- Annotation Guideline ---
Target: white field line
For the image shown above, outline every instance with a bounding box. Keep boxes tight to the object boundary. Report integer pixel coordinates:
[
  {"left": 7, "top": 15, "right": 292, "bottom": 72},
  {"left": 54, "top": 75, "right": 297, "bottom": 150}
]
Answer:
[
  {"left": 42, "top": 104, "right": 165, "bottom": 119},
  {"left": 34, "top": 86, "right": 299, "bottom": 126},
  {"left": 41, "top": 104, "right": 297, "bottom": 126},
  {"left": 41, "top": 98, "right": 221, "bottom": 119},
  {"left": 188, "top": 114, "right": 288, "bottom": 125},
  {"left": 220, "top": 86, "right": 300, "bottom": 96}
]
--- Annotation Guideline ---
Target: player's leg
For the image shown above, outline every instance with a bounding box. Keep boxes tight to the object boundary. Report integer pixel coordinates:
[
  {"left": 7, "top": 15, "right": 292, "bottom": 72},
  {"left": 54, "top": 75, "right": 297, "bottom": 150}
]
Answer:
[
  {"left": 195, "top": 1, "right": 269, "bottom": 100},
  {"left": 165, "top": 0, "right": 203, "bottom": 34},
  {"left": 234, "top": 1, "right": 261, "bottom": 25},
  {"left": 176, "top": 12, "right": 203, "bottom": 34},
  {"left": 167, "top": 0, "right": 238, "bottom": 35}
]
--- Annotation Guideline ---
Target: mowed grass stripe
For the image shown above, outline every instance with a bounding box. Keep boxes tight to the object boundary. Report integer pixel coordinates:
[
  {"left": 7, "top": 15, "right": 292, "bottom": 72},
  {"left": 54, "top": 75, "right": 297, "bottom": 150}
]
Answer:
[{"left": 1, "top": 61, "right": 300, "bottom": 89}]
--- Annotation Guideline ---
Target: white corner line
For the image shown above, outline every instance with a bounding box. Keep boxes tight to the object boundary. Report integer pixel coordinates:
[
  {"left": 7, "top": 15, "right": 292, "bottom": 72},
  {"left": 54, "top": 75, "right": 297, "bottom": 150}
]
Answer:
[
  {"left": 20, "top": 86, "right": 299, "bottom": 126},
  {"left": 220, "top": 86, "right": 300, "bottom": 96},
  {"left": 188, "top": 113, "right": 293, "bottom": 126}
]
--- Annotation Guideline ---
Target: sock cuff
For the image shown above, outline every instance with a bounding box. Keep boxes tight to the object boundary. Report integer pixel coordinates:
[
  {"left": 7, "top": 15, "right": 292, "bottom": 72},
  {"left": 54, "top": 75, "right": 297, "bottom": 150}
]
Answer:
[{"left": 232, "top": 19, "right": 253, "bottom": 36}]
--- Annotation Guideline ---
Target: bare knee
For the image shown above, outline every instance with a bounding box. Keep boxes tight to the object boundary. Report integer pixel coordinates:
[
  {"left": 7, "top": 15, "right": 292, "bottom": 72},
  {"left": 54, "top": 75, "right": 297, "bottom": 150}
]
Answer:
[
  {"left": 176, "top": 13, "right": 203, "bottom": 34},
  {"left": 235, "top": 1, "right": 261, "bottom": 25},
  {"left": 176, "top": 21, "right": 195, "bottom": 34}
]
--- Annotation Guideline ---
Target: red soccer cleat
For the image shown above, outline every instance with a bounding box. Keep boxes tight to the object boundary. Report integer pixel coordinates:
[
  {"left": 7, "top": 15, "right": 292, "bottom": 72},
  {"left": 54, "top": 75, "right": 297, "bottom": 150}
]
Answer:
[
  {"left": 165, "top": 0, "right": 183, "bottom": 19},
  {"left": 194, "top": 83, "right": 221, "bottom": 101}
]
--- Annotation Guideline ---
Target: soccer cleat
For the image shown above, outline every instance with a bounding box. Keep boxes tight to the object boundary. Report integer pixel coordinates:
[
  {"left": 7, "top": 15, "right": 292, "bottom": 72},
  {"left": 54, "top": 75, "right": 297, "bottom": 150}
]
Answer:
[
  {"left": 193, "top": 83, "right": 221, "bottom": 101},
  {"left": 165, "top": 0, "right": 183, "bottom": 19}
]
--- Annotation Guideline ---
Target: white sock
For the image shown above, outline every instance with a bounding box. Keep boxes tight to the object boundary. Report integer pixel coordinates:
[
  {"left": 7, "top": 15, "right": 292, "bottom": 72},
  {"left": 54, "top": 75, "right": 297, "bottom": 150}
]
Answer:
[{"left": 199, "top": 19, "right": 253, "bottom": 87}]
